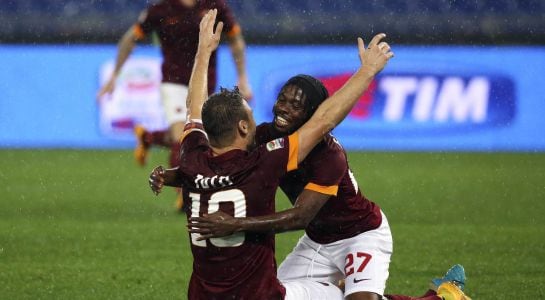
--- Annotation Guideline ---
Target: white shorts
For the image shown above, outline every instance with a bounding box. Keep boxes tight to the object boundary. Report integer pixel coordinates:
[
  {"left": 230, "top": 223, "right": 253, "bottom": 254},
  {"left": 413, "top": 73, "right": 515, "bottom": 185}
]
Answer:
[
  {"left": 282, "top": 279, "right": 343, "bottom": 300},
  {"left": 160, "top": 83, "right": 188, "bottom": 125},
  {"left": 278, "top": 211, "right": 393, "bottom": 297}
]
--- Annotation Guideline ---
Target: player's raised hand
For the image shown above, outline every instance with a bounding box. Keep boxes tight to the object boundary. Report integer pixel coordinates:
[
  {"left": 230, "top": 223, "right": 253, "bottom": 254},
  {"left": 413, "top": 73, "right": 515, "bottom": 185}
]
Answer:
[
  {"left": 198, "top": 9, "right": 224, "bottom": 54},
  {"left": 149, "top": 165, "right": 165, "bottom": 195},
  {"left": 358, "top": 33, "right": 394, "bottom": 77},
  {"left": 188, "top": 211, "right": 237, "bottom": 240}
]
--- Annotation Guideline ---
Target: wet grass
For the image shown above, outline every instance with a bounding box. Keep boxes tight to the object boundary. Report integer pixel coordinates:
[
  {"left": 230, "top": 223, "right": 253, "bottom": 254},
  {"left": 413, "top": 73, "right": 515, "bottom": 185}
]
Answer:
[{"left": 1, "top": 150, "right": 544, "bottom": 299}]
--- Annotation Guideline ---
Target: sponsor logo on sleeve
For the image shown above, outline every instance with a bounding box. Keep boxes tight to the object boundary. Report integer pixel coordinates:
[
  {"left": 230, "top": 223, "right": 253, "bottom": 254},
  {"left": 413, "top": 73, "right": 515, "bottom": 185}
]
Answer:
[{"left": 266, "top": 138, "right": 285, "bottom": 151}]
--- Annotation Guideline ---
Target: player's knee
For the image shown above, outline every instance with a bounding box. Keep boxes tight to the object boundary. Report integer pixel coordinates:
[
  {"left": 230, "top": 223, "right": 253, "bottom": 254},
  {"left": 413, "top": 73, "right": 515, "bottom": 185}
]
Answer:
[{"left": 345, "top": 291, "right": 382, "bottom": 300}]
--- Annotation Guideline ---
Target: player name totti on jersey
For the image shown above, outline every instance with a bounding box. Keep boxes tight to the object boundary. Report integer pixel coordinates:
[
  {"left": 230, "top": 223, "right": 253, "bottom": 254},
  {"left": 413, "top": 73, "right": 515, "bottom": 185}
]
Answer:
[{"left": 193, "top": 174, "right": 234, "bottom": 189}]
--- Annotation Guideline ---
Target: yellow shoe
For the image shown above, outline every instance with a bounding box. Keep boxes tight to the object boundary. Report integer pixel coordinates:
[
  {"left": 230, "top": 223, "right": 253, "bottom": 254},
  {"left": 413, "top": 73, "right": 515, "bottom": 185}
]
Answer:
[
  {"left": 133, "top": 125, "right": 149, "bottom": 167},
  {"left": 437, "top": 282, "right": 472, "bottom": 300}
]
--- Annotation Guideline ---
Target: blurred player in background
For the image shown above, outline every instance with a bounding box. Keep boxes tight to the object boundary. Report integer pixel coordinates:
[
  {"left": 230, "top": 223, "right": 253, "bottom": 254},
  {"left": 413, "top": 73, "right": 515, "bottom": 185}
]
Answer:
[
  {"left": 97, "top": 0, "right": 252, "bottom": 209},
  {"left": 149, "top": 9, "right": 393, "bottom": 299},
  {"left": 187, "top": 74, "right": 472, "bottom": 300}
]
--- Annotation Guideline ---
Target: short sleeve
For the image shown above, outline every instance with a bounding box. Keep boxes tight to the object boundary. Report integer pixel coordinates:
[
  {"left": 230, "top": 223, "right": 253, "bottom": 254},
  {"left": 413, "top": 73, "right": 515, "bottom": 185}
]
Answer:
[
  {"left": 215, "top": 0, "right": 240, "bottom": 37},
  {"left": 256, "top": 132, "right": 299, "bottom": 181},
  {"left": 180, "top": 121, "right": 209, "bottom": 154},
  {"left": 134, "top": 8, "right": 158, "bottom": 38},
  {"left": 286, "top": 133, "right": 299, "bottom": 172},
  {"left": 255, "top": 123, "right": 283, "bottom": 147},
  {"left": 303, "top": 145, "right": 347, "bottom": 196}
]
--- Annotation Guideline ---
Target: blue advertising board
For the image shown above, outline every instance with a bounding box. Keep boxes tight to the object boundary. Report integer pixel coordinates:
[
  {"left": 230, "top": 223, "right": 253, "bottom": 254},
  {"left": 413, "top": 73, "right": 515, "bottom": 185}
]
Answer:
[{"left": 0, "top": 45, "right": 544, "bottom": 151}]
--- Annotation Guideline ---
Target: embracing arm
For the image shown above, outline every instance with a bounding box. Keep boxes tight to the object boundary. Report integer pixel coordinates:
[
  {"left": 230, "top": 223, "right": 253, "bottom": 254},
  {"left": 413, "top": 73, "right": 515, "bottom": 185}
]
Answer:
[
  {"left": 296, "top": 34, "right": 393, "bottom": 163},
  {"left": 188, "top": 190, "right": 329, "bottom": 239}
]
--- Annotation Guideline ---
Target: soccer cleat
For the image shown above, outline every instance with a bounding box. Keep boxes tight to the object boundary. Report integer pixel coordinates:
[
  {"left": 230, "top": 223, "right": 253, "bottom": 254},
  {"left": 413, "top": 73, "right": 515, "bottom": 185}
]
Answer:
[
  {"left": 432, "top": 264, "right": 466, "bottom": 291},
  {"left": 437, "top": 282, "right": 471, "bottom": 300},
  {"left": 134, "top": 125, "right": 150, "bottom": 167}
]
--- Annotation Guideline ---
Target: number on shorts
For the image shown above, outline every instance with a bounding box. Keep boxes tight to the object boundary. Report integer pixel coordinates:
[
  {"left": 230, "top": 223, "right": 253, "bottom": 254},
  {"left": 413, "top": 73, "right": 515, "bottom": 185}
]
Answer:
[
  {"left": 345, "top": 252, "right": 372, "bottom": 276},
  {"left": 189, "top": 189, "right": 247, "bottom": 248}
]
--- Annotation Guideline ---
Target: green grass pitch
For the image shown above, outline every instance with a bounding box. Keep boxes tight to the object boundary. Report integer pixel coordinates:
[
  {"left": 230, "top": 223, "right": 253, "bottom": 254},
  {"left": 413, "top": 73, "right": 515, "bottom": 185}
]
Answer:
[{"left": 1, "top": 149, "right": 544, "bottom": 299}]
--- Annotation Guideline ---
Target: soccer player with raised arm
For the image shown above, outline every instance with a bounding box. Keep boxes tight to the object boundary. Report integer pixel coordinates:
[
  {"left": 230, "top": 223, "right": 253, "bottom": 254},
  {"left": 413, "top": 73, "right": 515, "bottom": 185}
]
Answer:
[
  {"left": 97, "top": 0, "right": 252, "bottom": 210},
  {"left": 149, "top": 9, "right": 393, "bottom": 299}
]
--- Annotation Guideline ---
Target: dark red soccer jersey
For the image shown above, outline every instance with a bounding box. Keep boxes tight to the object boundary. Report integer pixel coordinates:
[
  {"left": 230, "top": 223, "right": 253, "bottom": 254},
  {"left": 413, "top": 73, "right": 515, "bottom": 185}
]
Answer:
[
  {"left": 134, "top": 0, "right": 239, "bottom": 92},
  {"left": 256, "top": 123, "right": 382, "bottom": 244},
  {"left": 178, "top": 122, "right": 299, "bottom": 299}
]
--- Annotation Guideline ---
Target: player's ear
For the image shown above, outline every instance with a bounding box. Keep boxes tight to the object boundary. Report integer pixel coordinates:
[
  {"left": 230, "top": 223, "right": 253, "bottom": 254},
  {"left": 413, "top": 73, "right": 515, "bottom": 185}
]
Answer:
[{"left": 238, "top": 119, "right": 249, "bottom": 136}]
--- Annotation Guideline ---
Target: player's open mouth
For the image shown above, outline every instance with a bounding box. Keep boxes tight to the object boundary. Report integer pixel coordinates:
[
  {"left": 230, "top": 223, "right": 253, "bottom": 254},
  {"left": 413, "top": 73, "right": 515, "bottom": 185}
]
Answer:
[{"left": 274, "top": 115, "right": 290, "bottom": 128}]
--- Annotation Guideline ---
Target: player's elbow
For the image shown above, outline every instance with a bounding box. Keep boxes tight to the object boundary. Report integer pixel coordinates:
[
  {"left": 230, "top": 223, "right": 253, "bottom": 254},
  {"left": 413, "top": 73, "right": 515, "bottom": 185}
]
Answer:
[
  {"left": 278, "top": 210, "right": 311, "bottom": 232},
  {"left": 297, "top": 217, "right": 313, "bottom": 229},
  {"left": 285, "top": 219, "right": 308, "bottom": 231},
  {"left": 291, "top": 210, "right": 314, "bottom": 230},
  {"left": 316, "top": 115, "right": 336, "bottom": 134}
]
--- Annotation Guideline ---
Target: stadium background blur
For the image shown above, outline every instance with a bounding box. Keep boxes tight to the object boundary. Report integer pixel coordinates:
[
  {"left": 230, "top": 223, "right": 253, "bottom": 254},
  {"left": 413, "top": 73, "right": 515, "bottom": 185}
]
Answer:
[
  {"left": 1, "top": 1, "right": 544, "bottom": 299},
  {"left": 1, "top": 0, "right": 544, "bottom": 44}
]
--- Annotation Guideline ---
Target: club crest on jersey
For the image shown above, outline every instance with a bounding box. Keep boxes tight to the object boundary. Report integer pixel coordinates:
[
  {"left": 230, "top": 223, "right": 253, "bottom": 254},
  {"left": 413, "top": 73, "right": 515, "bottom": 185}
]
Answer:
[{"left": 266, "top": 138, "right": 285, "bottom": 152}]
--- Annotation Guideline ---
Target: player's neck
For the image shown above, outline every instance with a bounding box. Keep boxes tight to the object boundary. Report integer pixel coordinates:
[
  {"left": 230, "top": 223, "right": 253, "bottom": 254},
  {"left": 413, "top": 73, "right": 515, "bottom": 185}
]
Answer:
[{"left": 210, "top": 139, "right": 248, "bottom": 156}]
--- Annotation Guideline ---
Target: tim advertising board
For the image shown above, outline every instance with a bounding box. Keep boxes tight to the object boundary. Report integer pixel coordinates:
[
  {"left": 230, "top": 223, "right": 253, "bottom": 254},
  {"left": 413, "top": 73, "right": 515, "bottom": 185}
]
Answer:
[
  {"left": 317, "top": 72, "right": 516, "bottom": 134},
  {"left": 246, "top": 46, "right": 523, "bottom": 151},
  {"left": 1, "top": 45, "right": 541, "bottom": 150}
]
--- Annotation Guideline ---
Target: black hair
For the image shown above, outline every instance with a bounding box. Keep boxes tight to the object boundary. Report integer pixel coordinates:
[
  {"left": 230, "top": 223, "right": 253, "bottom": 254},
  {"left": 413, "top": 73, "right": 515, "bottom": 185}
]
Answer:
[
  {"left": 202, "top": 86, "right": 248, "bottom": 147},
  {"left": 282, "top": 74, "right": 329, "bottom": 122}
]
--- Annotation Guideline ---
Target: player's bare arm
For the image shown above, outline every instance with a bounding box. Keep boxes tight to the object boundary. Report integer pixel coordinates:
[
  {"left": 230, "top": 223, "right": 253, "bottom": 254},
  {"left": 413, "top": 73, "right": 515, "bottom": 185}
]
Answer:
[
  {"left": 296, "top": 34, "right": 393, "bottom": 163},
  {"left": 186, "top": 9, "right": 224, "bottom": 120},
  {"left": 97, "top": 26, "right": 140, "bottom": 99},
  {"left": 149, "top": 10, "right": 222, "bottom": 196},
  {"left": 189, "top": 189, "right": 329, "bottom": 239},
  {"left": 226, "top": 32, "right": 253, "bottom": 100},
  {"left": 148, "top": 166, "right": 182, "bottom": 195}
]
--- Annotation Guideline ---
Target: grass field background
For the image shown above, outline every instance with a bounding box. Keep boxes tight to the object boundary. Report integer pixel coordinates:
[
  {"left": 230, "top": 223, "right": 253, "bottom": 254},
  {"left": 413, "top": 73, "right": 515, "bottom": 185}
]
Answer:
[{"left": 1, "top": 149, "right": 544, "bottom": 299}]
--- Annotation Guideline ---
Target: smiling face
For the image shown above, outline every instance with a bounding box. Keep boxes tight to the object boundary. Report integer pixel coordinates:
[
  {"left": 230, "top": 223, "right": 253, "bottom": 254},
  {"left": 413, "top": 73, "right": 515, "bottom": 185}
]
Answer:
[{"left": 272, "top": 84, "right": 309, "bottom": 134}]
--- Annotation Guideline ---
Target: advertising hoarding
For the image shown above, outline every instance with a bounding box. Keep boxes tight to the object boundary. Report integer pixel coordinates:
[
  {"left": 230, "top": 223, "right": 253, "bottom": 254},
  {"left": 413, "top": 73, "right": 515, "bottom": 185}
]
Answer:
[{"left": 0, "top": 45, "right": 543, "bottom": 151}]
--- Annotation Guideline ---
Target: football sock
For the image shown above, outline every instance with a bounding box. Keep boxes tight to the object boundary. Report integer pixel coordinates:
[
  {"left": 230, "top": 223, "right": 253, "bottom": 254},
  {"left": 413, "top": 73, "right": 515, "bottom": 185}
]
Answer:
[{"left": 145, "top": 130, "right": 171, "bottom": 148}]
